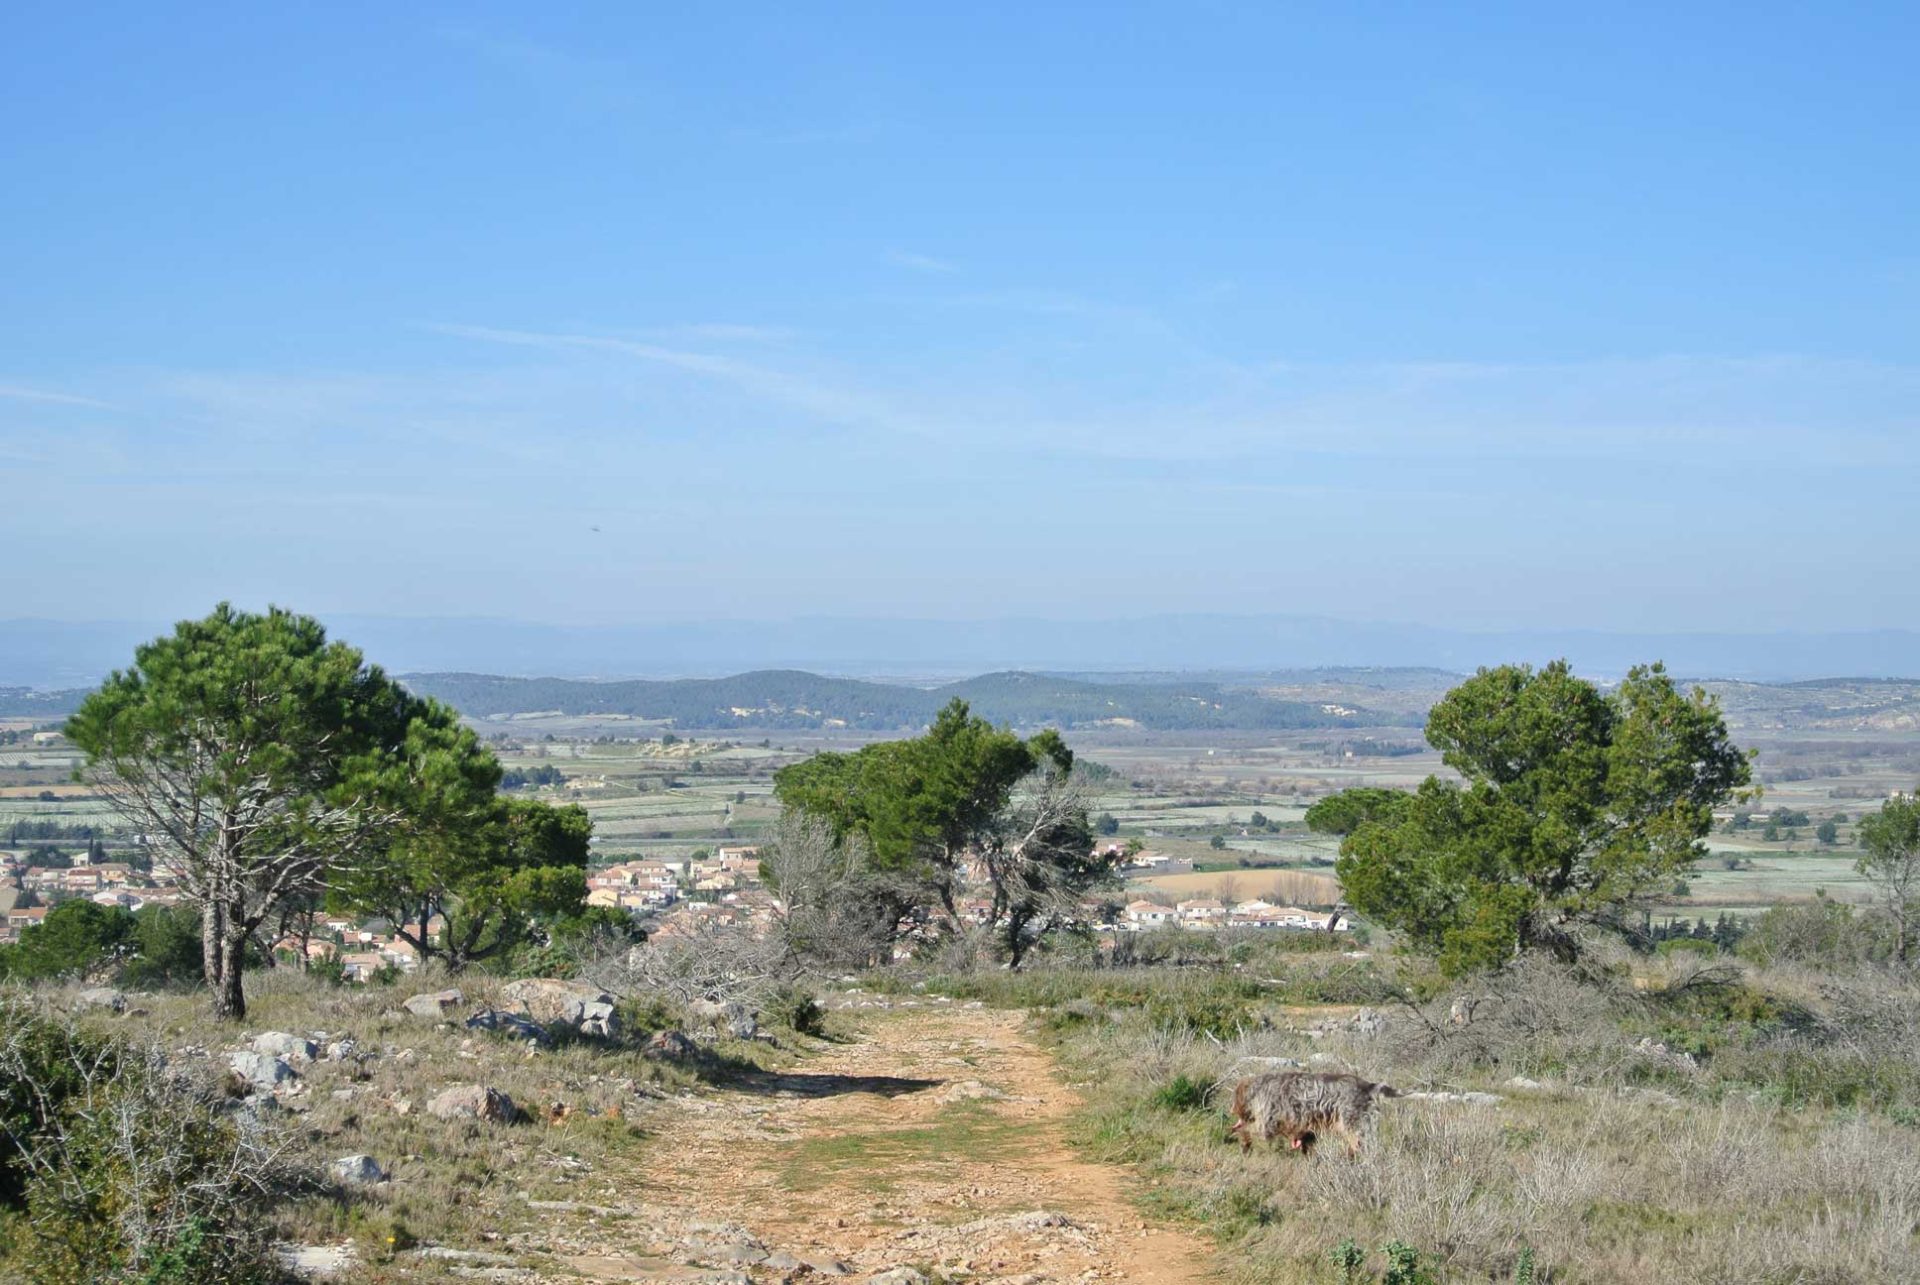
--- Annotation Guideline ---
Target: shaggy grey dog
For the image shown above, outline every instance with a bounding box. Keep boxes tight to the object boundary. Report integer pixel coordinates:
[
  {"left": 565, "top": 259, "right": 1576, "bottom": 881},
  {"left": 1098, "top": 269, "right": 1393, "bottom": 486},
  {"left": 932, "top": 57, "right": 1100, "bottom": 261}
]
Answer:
[{"left": 1226, "top": 1071, "right": 1401, "bottom": 1157}]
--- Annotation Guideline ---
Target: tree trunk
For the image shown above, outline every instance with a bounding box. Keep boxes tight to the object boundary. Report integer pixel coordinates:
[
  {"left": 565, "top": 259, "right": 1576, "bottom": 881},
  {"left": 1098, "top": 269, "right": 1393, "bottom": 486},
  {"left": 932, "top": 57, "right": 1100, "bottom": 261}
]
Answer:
[
  {"left": 202, "top": 898, "right": 226, "bottom": 1004},
  {"left": 1004, "top": 905, "right": 1040, "bottom": 970},
  {"left": 206, "top": 898, "right": 250, "bottom": 1022},
  {"left": 214, "top": 939, "right": 248, "bottom": 1021}
]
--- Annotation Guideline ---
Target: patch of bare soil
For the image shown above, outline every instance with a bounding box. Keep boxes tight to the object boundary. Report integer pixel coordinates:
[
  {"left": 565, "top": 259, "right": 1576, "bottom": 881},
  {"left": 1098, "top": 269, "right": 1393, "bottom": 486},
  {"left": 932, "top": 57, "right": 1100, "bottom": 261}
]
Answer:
[{"left": 517, "top": 1005, "right": 1217, "bottom": 1284}]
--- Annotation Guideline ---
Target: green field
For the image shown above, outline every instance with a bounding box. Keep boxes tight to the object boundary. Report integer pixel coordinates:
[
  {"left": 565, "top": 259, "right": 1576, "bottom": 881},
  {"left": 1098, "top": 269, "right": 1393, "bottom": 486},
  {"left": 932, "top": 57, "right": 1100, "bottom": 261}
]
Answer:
[{"left": 3, "top": 710, "right": 1910, "bottom": 922}]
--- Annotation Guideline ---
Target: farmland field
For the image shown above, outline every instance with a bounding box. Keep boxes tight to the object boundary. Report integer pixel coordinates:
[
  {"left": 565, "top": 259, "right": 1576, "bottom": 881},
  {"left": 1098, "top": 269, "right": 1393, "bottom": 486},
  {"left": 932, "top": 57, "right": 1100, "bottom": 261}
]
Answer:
[{"left": 5, "top": 699, "right": 1917, "bottom": 924}]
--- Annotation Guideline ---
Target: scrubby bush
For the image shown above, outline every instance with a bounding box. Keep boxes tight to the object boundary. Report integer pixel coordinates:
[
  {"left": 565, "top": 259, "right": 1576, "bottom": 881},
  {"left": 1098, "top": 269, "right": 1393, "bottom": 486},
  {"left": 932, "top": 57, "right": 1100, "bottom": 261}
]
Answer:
[
  {"left": 1144, "top": 987, "right": 1261, "bottom": 1038},
  {"left": 764, "top": 984, "right": 827, "bottom": 1037},
  {"left": 0, "top": 994, "right": 287, "bottom": 1284},
  {"left": 613, "top": 993, "right": 682, "bottom": 1037},
  {"left": 1740, "top": 896, "right": 1892, "bottom": 968}
]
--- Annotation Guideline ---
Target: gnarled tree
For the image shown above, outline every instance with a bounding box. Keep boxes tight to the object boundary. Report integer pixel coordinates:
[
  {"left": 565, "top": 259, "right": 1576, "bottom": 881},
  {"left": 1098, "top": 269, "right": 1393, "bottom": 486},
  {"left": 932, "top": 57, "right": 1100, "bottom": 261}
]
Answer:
[
  {"left": 773, "top": 701, "right": 1110, "bottom": 966},
  {"left": 760, "top": 810, "right": 909, "bottom": 969},
  {"left": 68, "top": 605, "right": 449, "bottom": 1019},
  {"left": 978, "top": 730, "right": 1106, "bottom": 967}
]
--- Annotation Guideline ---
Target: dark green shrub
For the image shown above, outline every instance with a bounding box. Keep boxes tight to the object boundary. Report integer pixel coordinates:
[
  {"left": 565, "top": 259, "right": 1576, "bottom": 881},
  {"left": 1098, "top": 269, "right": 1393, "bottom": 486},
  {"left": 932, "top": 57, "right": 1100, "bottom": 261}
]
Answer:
[
  {"left": 0, "top": 902, "right": 135, "bottom": 982},
  {"left": 1149, "top": 1074, "right": 1210, "bottom": 1112},
  {"left": 765, "top": 984, "right": 826, "bottom": 1037},
  {"left": 615, "top": 993, "right": 681, "bottom": 1037},
  {"left": 1329, "top": 1239, "right": 1367, "bottom": 1285},
  {"left": 306, "top": 954, "right": 349, "bottom": 987},
  {"left": 123, "top": 906, "right": 205, "bottom": 989},
  {"left": 1383, "top": 1241, "right": 1438, "bottom": 1285}
]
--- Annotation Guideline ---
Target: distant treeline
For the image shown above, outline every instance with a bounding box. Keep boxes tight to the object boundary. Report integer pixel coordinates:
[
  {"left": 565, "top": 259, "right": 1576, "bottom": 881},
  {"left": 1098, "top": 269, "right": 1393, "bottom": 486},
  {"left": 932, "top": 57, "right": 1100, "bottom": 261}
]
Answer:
[
  {"left": 402, "top": 669, "right": 1412, "bottom": 732},
  {"left": 6, "top": 820, "right": 107, "bottom": 842}
]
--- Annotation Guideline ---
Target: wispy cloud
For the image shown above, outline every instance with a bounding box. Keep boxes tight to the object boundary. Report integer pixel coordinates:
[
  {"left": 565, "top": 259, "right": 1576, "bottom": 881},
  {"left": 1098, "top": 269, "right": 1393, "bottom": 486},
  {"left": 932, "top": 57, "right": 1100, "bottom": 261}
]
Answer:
[
  {"left": 885, "top": 249, "right": 959, "bottom": 275},
  {"left": 428, "top": 322, "right": 936, "bottom": 440},
  {"left": 9, "top": 318, "right": 1916, "bottom": 631},
  {"left": 29, "top": 310, "right": 1915, "bottom": 503},
  {"left": 0, "top": 383, "right": 117, "bottom": 410},
  {"left": 425, "top": 315, "right": 1920, "bottom": 470}
]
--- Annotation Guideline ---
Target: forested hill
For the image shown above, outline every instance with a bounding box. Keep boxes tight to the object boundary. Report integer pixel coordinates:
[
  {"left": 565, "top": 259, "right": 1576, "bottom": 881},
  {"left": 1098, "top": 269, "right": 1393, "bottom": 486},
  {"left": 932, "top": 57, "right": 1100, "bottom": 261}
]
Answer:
[{"left": 399, "top": 669, "right": 1409, "bottom": 732}]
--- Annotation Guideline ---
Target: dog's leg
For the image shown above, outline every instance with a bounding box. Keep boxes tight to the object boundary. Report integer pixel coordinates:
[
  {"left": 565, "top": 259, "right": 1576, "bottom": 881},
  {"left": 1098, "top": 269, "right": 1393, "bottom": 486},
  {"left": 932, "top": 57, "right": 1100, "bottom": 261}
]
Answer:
[{"left": 1332, "top": 1119, "right": 1360, "bottom": 1158}]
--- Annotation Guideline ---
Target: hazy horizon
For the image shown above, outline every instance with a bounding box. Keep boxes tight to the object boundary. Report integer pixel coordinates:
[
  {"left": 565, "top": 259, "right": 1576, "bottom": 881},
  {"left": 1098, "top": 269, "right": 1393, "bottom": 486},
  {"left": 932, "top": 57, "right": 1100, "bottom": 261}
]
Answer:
[{"left": 7, "top": 609, "right": 1920, "bottom": 690}]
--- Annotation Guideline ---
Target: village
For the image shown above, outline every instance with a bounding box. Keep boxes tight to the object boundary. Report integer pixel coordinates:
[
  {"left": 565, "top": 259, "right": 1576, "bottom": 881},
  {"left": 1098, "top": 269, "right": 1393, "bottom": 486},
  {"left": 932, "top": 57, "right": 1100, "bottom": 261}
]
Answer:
[{"left": 0, "top": 834, "right": 1347, "bottom": 982}]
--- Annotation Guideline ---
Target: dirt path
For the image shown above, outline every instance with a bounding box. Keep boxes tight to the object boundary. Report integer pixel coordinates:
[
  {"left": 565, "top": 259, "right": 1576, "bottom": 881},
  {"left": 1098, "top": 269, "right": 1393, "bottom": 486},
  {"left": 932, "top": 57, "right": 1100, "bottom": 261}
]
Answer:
[{"left": 525, "top": 1004, "right": 1217, "bottom": 1284}]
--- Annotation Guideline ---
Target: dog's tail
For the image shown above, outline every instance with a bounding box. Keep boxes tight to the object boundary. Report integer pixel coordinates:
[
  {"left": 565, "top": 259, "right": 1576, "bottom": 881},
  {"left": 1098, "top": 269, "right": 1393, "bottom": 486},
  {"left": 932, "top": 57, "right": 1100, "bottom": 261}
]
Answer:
[{"left": 1370, "top": 1081, "right": 1403, "bottom": 1100}]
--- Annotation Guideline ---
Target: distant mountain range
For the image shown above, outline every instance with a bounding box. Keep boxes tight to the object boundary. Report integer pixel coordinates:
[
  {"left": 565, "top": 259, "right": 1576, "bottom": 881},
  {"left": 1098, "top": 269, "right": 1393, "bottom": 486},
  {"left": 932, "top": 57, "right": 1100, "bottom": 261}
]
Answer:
[
  {"left": 12, "top": 665, "right": 1920, "bottom": 735},
  {"left": 3, "top": 613, "right": 1918, "bottom": 689},
  {"left": 399, "top": 669, "right": 1410, "bottom": 732}
]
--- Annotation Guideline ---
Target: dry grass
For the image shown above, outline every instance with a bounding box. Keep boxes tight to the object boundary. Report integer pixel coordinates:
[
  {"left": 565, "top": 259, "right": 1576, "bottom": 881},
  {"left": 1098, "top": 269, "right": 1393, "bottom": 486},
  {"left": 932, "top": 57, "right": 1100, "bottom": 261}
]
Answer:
[
  {"left": 55, "top": 966, "right": 796, "bottom": 1276},
  {"left": 1132, "top": 869, "right": 1343, "bottom": 904},
  {"left": 1036, "top": 952, "right": 1920, "bottom": 1284},
  {"left": 29, "top": 943, "right": 1920, "bottom": 1283}
]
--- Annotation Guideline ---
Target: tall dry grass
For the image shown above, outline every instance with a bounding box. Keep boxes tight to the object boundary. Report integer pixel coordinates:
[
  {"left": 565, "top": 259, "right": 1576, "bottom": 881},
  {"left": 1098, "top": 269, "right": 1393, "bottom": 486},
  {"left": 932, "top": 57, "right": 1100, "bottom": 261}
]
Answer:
[{"left": 1026, "top": 947, "right": 1920, "bottom": 1283}]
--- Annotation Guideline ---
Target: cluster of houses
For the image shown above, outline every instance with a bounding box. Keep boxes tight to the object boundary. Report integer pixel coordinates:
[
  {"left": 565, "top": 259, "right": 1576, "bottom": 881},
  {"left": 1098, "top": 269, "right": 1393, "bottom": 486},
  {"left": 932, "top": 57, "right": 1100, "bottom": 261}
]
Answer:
[
  {"left": 1, "top": 842, "right": 781, "bottom": 971},
  {"left": 651, "top": 890, "right": 779, "bottom": 937},
  {"left": 1119, "top": 896, "right": 1348, "bottom": 933},
  {"left": 0, "top": 851, "right": 188, "bottom": 942},
  {"left": 590, "top": 845, "right": 784, "bottom": 939},
  {"left": 584, "top": 846, "right": 764, "bottom": 912},
  {"left": 269, "top": 845, "right": 786, "bottom": 974},
  {"left": 272, "top": 914, "right": 437, "bottom": 982},
  {"left": 7, "top": 831, "right": 1346, "bottom": 977}
]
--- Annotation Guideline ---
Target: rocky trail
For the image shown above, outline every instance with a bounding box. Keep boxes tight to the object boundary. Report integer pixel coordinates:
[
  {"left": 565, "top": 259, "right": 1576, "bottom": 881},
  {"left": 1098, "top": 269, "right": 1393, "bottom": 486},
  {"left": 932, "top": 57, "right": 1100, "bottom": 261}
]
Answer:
[{"left": 504, "top": 1005, "right": 1217, "bottom": 1285}]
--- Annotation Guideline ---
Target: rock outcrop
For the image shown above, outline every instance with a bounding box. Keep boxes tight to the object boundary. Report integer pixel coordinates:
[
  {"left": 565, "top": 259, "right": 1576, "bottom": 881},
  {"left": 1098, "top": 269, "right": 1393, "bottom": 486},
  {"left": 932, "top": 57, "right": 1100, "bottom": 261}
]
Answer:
[
  {"left": 253, "top": 1031, "right": 319, "bottom": 1063},
  {"left": 402, "top": 988, "right": 465, "bottom": 1018},
  {"left": 642, "top": 1029, "right": 697, "bottom": 1061},
  {"left": 427, "top": 1084, "right": 516, "bottom": 1123},
  {"left": 498, "top": 978, "right": 621, "bottom": 1039},
  {"left": 229, "top": 1049, "right": 297, "bottom": 1091},
  {"left": 465, "top": 1009, "right": 553, "bottom": 1047},
  {"left": 331, "top": 1154, "right": 387, "bottom": 1186}
]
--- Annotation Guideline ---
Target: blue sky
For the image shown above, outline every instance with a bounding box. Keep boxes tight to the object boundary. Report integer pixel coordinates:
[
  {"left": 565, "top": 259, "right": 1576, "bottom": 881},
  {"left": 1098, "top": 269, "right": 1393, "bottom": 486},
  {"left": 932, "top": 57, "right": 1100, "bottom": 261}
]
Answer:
[{"left": 2, "top": 2, "right": 1915, "bottom": 633}]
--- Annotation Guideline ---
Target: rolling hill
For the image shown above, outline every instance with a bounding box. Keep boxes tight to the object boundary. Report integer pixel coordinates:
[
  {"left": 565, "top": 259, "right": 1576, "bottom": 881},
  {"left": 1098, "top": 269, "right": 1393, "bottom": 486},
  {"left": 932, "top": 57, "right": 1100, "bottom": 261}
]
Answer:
[{"left": 398, "top": 669, "right": 1408, "bottom": 732}]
